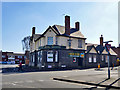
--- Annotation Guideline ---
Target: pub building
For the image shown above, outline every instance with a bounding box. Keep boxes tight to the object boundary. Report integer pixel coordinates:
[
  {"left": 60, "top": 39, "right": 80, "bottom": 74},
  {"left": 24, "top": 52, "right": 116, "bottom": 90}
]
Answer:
[{"left": 29, "top": 15, "right": 117, "bottom": 70}]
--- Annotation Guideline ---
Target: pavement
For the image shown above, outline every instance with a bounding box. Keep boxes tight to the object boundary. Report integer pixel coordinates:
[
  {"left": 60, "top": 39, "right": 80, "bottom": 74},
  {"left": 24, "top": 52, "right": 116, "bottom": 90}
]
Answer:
[
  {"left": 1, "top": 65, "right": 120, "bottom": 89},
  {"left": 53, "top": 67, "right": 120, "bottom": 89}
]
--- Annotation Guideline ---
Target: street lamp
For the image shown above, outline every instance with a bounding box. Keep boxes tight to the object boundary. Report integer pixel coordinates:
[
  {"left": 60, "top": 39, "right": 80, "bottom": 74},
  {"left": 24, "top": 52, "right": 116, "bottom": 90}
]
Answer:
[
  {"left": 103, "top": 40, "right": 113, "bottom": 79},
  {"left": 67, "top": 38, "right": 72, "bottom": 49}
]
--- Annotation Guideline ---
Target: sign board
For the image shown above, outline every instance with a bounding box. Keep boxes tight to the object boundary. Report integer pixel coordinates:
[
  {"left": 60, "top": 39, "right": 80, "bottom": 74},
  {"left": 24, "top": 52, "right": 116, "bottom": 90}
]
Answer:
[
  {"left": 68, "top": 53, "right": 84, "bottom": 58},
  {"left": 39, "top": 45, "right": 66, "bottom": 50},
  {"left": 80, "top": 53, "right": 84, "bottom": 58},
  {"left": 117, "top": 58, "right": 120, "bottom": 62},
  {"left": 48, "top": 65, "right": 52, "bottom": 68},
  {"left": 73, "top": 57, "right": 76, "bottom": 62},
  {"left": 47, "top": 51, "right": 53, "bottom": 62},
  {"left": 105, "top": 44, "right": 111, "bottom": 52}
]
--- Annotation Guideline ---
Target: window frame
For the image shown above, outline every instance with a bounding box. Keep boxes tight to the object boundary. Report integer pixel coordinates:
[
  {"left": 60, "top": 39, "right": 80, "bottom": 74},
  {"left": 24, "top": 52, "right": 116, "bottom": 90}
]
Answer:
[
  {"left": 47, "top": 37, "right": 53, "bottom": 45},
  {"left": 47, "top": 51, "right": 54, "bottom": 62},
  {"left": 93, "top": 55, "right": 97, "bottom": 63},
  {"left": 55, "top": 51, "right": 58, "bottom": 63},
  {"left": 102, "top": 55, "right": 104, "bottom": 61},
  {"left": 89, "top": 55, "right": 92, "bottom": 63},
  {"left": 56, "top": 37, "right": 58, "bottom": 45},
  {"left": 78, "top": 39, "right": 82, "bottom": 48}
]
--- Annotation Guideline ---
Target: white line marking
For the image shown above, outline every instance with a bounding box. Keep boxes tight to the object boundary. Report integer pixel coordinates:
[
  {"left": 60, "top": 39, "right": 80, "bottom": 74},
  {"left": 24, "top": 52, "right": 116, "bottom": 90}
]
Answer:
[{"left": 38, "top": 80, "right": 44, "bottom": 82}]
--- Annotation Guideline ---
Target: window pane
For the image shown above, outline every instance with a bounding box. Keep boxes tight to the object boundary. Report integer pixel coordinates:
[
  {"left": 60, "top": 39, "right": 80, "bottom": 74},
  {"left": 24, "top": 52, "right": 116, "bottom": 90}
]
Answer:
[
  {"left": 56, "top": 37, "right": 58, "bottom": 45},
  {"left": 89, "top": 55, "right": 92, "bottom": 63},
  {"left": 93, "top": 55, "right": 96, "bottom": 63},
  {"left": 47, "top": 51, "right": 53, "bottom": 62},
  {"left": 102, "top": 55, "right": 104, "bottom": 61},
  {"left": 47, "top": 37, "right": 53, "bottom": 45},
  {"left": 55, "top": 51, "right": 58, "bottom": 62},
  {"left": 106, "top": 56, "right": 109, "bottom": 63},
  {"left": 78, "top": 39, "right": 82, "bottom": 48}
]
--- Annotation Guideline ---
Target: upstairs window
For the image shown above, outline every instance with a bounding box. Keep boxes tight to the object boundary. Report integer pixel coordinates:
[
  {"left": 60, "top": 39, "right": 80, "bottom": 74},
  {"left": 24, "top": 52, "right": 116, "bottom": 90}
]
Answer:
[
  {"left": 47, "top": 37, "right": 53, "bottom": 45},
  {"left": 56, "top": 37, "right": 58, "bottom": 45},
  {"left": 78, "top": 39, "right": 82, "bottom": 48},
  {"left": 67, "top": 38, "right": 72, "bottom": 48}
]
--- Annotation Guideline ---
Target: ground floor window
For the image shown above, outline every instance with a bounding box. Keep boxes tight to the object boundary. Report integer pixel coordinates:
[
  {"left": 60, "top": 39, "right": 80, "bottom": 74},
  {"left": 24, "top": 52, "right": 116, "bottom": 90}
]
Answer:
[
  {"left": 37, "top": 51, "right": 42, "bottom": 63},
  {"left": 89, "top": 55, "right": 92, "bottom": 63},
  {"left": 105, "top": 55, "right": 109, "bottom": 63},
  {"left": 93, "top": 55, "right": 96, "bottom": 63},
  {"left": 102, "top": 55, "right": 104, "bottom": 61},
  {"left": 55, "top": 51, "right": 58, "bottom": 62},
  {"left": 47, "top": 51, "right": 53, "bottom": 62},
  {"left": 33, "top": 55, "right": 35, "bottom": 62}
]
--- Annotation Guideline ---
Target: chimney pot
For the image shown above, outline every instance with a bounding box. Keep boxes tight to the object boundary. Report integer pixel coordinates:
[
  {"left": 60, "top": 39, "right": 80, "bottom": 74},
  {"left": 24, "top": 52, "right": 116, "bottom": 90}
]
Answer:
[
  {"left": 65, "top": 15, "right": 70, "bottom": 35},
  {"left": 32, "top": 27, "right": 35, "bottom": 35},
  {"left": 75, "top": 22, "right": 79, "bottom": 31},
  {"left": 100, "top": 35, "right": 103, "bottom": 46}
]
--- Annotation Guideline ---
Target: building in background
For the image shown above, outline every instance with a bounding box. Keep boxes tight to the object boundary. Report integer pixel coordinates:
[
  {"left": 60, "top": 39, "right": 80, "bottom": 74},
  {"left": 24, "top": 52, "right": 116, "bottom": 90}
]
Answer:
[
  {"left": 111, "top": 45, "right": 120, "bottom": 65},
  {"left": 0, "top": 50, "right": 2, "bottom": 63},
  {"left": 1, "top": 51, "right": 25, "bottom": 64},
  {"left": 85, "top": 35, "right": 117, "bottom": 68}
]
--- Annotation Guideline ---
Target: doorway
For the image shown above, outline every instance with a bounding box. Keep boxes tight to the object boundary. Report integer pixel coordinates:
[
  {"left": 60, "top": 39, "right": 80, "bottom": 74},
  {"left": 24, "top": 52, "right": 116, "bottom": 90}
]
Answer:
[{"left": 77, "top": 57, "right": 83, "bottom": 66}]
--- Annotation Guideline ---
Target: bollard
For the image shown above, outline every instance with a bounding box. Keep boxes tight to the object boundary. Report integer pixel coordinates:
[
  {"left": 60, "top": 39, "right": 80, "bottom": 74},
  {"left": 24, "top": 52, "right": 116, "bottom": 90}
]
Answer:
[{"left": 98, "top": 63, "right": 100, "bottom": 69}]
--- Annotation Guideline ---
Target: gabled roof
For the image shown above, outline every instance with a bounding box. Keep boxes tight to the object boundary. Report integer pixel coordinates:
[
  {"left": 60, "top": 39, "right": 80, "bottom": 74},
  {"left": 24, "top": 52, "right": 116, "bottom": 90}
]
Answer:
[
  {"left": 32, "top": 25, "right": 86, "bottom": 42},
  {"left": 109, "top": 48, "right": 117, "bottom": 56},
  {"left": 96, "top": 45, "right": 104, "bottom": 54},
  {"left": 53, "top": 25, "right": 85, "bottom": 39},
  {"left": 35, "top": 26, "right": 59, "bottom": 42},
  {"left": 85, "top": 43, "right": 98, "bottom": 47},
  {"left": 70, "top": 31, "right": 84, "bottom": 38},
  {"left": 33, "top": 34, "right": 41, "bottom": 41},
  {"left": 86, "top": 45, "right": 98, "bottom": 54},
  {"left": 42, "top": 26, "right": 59, "bottom": 36},
  {"left": 86, "top": 43, "right": 117, "bottom": 56}
]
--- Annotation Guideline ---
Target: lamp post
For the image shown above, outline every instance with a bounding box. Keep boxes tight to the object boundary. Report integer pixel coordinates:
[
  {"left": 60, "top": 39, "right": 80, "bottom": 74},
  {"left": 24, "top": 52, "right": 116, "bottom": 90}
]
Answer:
[
  {"left": 103, "top": 40, "right": 113, "bottom": 79},
  {"left": 67, "top": 38, "right": 72, "bottom": 49}
]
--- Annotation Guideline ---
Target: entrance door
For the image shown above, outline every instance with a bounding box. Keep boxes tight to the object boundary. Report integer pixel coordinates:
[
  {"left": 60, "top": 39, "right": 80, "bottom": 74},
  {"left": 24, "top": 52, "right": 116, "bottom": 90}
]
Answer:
[{"left": 77, "top": 57, "right": 83, "bottom": 66}]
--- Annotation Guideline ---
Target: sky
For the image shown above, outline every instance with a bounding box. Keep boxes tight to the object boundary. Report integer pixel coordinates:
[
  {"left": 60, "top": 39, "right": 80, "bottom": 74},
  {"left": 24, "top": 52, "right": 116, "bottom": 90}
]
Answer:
[{"left": 1, "top": 1, "right": 118, "bottom": 53}]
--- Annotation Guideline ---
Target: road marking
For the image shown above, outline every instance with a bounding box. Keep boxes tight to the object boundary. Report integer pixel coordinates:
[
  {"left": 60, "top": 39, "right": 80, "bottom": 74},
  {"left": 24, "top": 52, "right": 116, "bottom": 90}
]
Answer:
[
  {"left": 53, "top": 79, "right": 91, "bottom": 88},
  {"left": 26, "top": 80, "right": 33, "bottom": 83},
  {"left": 11, "top": 83, "right": 16, "bottom": 85},
  {"left": 38, "top": 80, "right": 44, "bottom": 82},
  {"left": 63, "top": 76, "right": 68, "bottom": 77}
]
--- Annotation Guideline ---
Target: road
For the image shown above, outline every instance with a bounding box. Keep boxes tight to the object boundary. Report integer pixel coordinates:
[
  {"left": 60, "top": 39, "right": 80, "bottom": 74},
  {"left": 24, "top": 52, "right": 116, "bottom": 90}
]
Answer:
[{"left": 1, "top": 66, "right": 120, "bottom": 89}]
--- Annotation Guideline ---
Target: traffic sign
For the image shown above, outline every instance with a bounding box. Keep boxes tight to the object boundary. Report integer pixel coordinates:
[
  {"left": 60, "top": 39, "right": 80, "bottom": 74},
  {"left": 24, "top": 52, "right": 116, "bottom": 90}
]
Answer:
[{"left": 105, "top": 44, "right": 111, "bottom": 52}]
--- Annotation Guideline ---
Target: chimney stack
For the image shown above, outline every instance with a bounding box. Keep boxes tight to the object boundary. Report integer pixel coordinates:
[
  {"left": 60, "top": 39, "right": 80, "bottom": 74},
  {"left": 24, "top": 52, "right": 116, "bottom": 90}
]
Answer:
[
  {"left": 32, "top": 27, "right": 35, "bottom": 35},
  {"left": 75, "top": 22, "right": 79, "bottom": 31},
  {"left": 65, "top": 15, "right": 70, "bottom": 35},
  {"left": 100, "top": 35, "right": 103, "bottom": 46}
]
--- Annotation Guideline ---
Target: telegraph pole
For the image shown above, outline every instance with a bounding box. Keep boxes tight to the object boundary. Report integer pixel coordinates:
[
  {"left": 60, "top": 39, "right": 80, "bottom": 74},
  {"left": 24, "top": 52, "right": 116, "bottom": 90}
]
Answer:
[{"left": 103, "top": 40, "right": 113, "bottom": 79}]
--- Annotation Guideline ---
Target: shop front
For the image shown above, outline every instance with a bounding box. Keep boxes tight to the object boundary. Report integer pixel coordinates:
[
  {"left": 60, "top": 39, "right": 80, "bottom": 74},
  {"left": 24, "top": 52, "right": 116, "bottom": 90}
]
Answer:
[{"left": 30, "top": 45, "right": 85, "bottom": 70}]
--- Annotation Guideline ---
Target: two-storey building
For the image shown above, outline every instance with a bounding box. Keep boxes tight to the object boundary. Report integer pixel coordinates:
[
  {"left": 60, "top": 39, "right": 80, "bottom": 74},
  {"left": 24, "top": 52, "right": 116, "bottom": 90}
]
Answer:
[{"left": 29, "top": 16, "right": 86, "bottom": 69}]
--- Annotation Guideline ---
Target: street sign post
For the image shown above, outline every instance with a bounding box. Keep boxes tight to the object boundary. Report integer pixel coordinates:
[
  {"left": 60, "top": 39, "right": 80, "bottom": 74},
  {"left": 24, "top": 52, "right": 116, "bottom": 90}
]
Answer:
[
  {"left": 105, "top": 44, "right": 111, "bottom": 52},
  {"left": 104, "top": 41, "right": 113, "bottom": 79},
  {"left": 105, "top": 43, "right": 111, "bottom": 79}
]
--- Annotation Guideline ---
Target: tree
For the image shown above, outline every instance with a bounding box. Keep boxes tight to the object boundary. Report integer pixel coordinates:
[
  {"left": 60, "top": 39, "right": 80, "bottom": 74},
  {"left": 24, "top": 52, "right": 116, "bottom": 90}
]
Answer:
[{"left": 22, "top": 36, "right": 31, "bottom": 51}]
